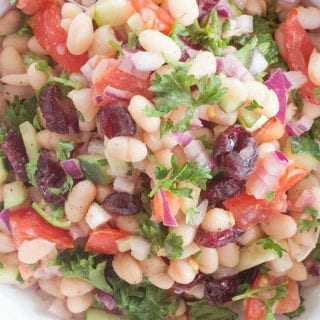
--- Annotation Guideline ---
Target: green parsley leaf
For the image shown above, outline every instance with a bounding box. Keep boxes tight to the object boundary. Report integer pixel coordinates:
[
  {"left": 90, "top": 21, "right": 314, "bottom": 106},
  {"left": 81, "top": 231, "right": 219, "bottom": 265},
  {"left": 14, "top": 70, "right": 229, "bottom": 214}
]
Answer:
[
  {"left": 310, "top": 235, "right": 320, "bottom": 261},
  {"left": 312, "top": 87, "right": 320, "bottom": 101},
  {"left": 35, "top": 60, "right": 81, "bottom": 90},
  {"left": 256, "top": 237, "right": 287, "bottom": 258},
  {"left": 9, "top": 0, "right": 16, "bottom": 5},
  {"left": 3, "top": 96, "right": 37, "bottom": 130},
  {"left": 297, "top": 206, "right": 320, "bottom": 232},
  {"left": 128, "top": 31, "right": 139, "bottom": 49},
  {"left": 26, "top": 160, "right": 37, "bottom": 186},
  {"left": 0, "top": 262, "right": 4, "bottom": 269},
  {"left": 16, "top": 272, "right": 24, "bottom": 284},
  {"left": 55, "top": 140, "right": 75, "bottom": 161},
  {"left": 137, "top": 212, "right": 167, "bottom": 255},
  {"left": 246, "top": 100, "right": 264, "bottom": 111},
  {"left": 49, "top": 175, "right": 73, "bottom": 196},
  {"left": 76, "top": 110, "right": 85, "bottom": 122},
  {"left": 187, "top": 301, "right": 237, "bottom": 320},
  {"left": 16, "top": 14, "right": 33, "bottom": 36},
  {"left": 22, "top": 54, "right": 38, "bottom": 66},
  {"left": 149, "top": 156, "right": 212, "bottom": 198},
  {"left": 164, "top": 231, "right": 183, "bottom": 259},
  {"left": 170, "top": 9, "right": 228, "bottom": 56},
  {"left": 265, "top": 191, "right": 275, "bottom": 203},
  {"left": 108, "top": 40, "right": 123, "bottom": 55},
  {"left": 32, "top": 202, "right": 71, "bottom": 229},
  {"left": 49, "top": 247, "right": 112, "bottom": 293},
  {"left": 146, "top": 59, "right": 226, "bottom": 133},
  {"left": 260, "top": 264, "right": 271, "bottom": 274},
  {"left": 232, "top": 282, "right": 288, "bottom": 320},
  {"left": 50, "top": 204, "right": 65, "bottom": 219},
  {"left": 0, "top": 124, "right": 8, "bottom": 156}
]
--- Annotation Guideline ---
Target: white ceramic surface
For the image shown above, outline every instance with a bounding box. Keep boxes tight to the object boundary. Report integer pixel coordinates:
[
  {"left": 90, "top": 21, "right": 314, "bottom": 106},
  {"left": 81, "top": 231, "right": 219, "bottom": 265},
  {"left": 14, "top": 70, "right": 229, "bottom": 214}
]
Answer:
[{"left": 0, "top": 283, "right": 319, "bottom": 319}]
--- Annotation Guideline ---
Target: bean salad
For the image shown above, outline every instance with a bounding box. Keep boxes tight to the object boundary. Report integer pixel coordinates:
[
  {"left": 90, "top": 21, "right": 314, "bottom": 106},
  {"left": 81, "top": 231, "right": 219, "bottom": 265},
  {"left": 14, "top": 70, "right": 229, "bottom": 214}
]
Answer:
[{"left": 1, "top": 0, "right": 320, "bottom": 319}]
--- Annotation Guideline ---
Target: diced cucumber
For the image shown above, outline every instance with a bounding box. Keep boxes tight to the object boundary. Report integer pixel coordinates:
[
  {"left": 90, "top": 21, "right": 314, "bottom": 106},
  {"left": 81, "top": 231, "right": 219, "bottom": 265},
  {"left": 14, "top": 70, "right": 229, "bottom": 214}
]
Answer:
[
  {"left": 94, "top": 0, "right": 135, "bottom": 27},
  {"left": 0, "top": 264, "right": 21, "bottom": 285},
  {"left": 86, "top": 308, "right": 122, "bottom": 320},
  {"left": 236, "top": 240, "right": 284, "bottom": 272},
  {"left": 238, "top": 107, "right": 261, "bottom": 130},
  {"left": 283, "top": 136, "right": 320, "bottom": 171},
  {"left": 229, "top": 2, "right": 243, "bottom": 16},
  {"left": 78, "top": 154, "right": 113, "bottom": 185},
  {"left": 0, "top": 157, "right": 8, "bottom": 184},
  {"left": 3, "top": 181, "right": 28, "bottom": 209},
  {"left": 19, "top": 121, "right": 40, "bottom": 162}
]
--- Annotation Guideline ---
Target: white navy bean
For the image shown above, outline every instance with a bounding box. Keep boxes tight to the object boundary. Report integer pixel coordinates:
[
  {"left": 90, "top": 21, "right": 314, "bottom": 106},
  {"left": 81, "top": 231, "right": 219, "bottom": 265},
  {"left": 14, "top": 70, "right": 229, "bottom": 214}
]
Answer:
[
  {"left": 67, "top": 13, "right": 94, "bottom": 55},
  {"left": 168, "top": 0, "right": 199, "bottom": 26},
  {"left": 139, "top": 30, "right": 182, "bottom": 61},
  {"left": 128, "top": 95, "right": 160, "bottom": 133}
]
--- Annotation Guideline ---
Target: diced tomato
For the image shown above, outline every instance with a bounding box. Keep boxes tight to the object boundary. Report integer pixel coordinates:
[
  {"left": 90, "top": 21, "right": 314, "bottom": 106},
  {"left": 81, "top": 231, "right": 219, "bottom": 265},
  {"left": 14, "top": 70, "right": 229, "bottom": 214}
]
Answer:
[
  {"left": 28, "top": 2, "right": 88, "bottom": 72},
  {"left": 9, "top": 207, "right": 74, "bottom": 249},
  {"left": 223, "top": 193, "right": 287, "bottom": 231},
  {"left": 92, "top": 58, "right": 152, "bottom": 106},
  {"left": 85, "top": 227, "right": 131, "bottom": 255},
  {"left": 244, "top": 273, "right": 300, "bottom": 320},
  {"left": 129, "top": 0, "right": 174, "bottom": 34},
  {"left": 16, "top": 0, "right": 49, "bottom": 15},
  {"left": 284, "top": 8, "right": 320, "bottom": 104}
]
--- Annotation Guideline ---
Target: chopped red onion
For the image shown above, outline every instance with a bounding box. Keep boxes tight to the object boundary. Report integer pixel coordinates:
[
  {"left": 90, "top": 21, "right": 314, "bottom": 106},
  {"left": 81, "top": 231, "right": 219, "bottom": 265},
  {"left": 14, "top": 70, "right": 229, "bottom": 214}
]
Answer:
[
  {"left": 160, "top": 188, "right": 178, "bottom": 227},
  {"left": 113, "top": 176, "right": 135, "bottom": 194},
  {"left": 87, "top": 139, "right": 105, "bottom": 155},
  {"left": 80, "top": 56, "right": 98, "bottom": 84},
  {"left": 175, "top": 131, "right": 193, "bottom": 147},
  {"left": 0, "top": 0, "right": 11, "bottom": 18},
  {"left": 69, "top": 224, "right": 88, "bottom": 241},
  {"left": 234, "top": 15, "right": 253, "bottom": 34},
  {"left": 191, "top": 199, "right": 208, "bottom": 227},
  {"left": 118, "top": 52, "right": 151, "bottom": 80},
  {"left": 285, "top": 123, "right": 297, "bottom": 136},
  {"left": 0, "top": 209, "right": 11, "bottom": 233},
  {"left": 33, "top": 266, "right": 61, "bottom": 280},
  {"left": 217, "top": 54, "right": 254, "bottom": 81},
  {"left": 97, "top": 290, "right": 117, "bottom": 311},
  {"left": 48, "top": 298, "right": 73, "bottom": 320},
  {"left": 284, "top": 71, "right": 307, "bottom": 89},
  {"left": 248, "top": 49, "right": 268, "bottom": 75},
  {"left": 104, "top": 85, "right": 134, "bottom": 101},
  {"left": 274, "top": 150, "right": 289, "bottom": 163},
  {"left": 296, "top": 115, "right": 314, "bottom": 133},
  {"left": 265, "top": 68, "right": 291, "bottom": 122},
  {"left": 60, "top": 158, "right": 84, "bottom": 179},
  {"left": 215, "top": 0, "right": 233, "bottom": 17}
]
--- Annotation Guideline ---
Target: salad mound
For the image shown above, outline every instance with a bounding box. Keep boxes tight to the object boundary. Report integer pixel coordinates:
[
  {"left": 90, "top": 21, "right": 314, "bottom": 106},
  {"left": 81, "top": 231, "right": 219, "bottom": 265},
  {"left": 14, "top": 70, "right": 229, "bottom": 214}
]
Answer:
[{"left": 1, "top": 0, "right": 320, "bottom": 319}]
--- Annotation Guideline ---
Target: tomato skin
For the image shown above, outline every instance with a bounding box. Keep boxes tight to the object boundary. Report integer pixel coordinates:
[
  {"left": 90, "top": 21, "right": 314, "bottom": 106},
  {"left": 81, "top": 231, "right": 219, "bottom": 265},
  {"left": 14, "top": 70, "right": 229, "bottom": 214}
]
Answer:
[
  {"left": 284, "top": 8, "right": 320, "bottom": 104},
  {"left": 9, "top": 207, "right": 74, "bottom": 249},
  {"left": 129, "top": 0, "right": 174, "bottom": 34},
  {"left": 17, "top": 0, "right": 49, "bottom": 14},
  {"left": 92, "top": 58, "right": 152, "bottom": 106},
  {"left": 28, "top": 3, "right": 88, "bottom": 72},
  {"left": 244, "top": 273, "right": 300, "bottom": 320},
  {"left": 85, "top": 227, "right": 131, "bottom": 255}
]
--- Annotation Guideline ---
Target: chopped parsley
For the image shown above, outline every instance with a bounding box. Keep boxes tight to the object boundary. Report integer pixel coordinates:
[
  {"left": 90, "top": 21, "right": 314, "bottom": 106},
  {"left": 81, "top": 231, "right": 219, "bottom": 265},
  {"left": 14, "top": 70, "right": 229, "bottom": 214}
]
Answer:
[
  {"left": 187, "top": 301, "right": 237, "bottom": 320},
  {"left": 297, "top": 206, "right": 320, "bottom": 232},
  {"left": 48, "top": 175, "right": 73, "bottom": 196},
  {"left": 55, "top": 140, "right": 76, "bottom": 161},
  {"left": 108, "top": 40, "right": 123, "bottom": 55},
  {"left": 291, "top": 89, "right": 304, "bottom": 112},
  {"left": 233, "top": 282, "right": 288, "bottom": 320},
  {"left": 149, "top": 155, "right": 212, "bottom": 198},
  {"left": 289, "top": 136, "right": 320, "bottom": 161},
  {"left": 3, "top": 96, "right": 38, "bottom": 130},
  {"left": 186, "top": 207, "right": 200, "bottom": 225},
  {"left": 25, "top": 160, "right": 37, "bottom": 186},
  {"left": 265, "top": 191, "right": 275, "bottom": 203},
  {"left": 256, "top": 237, "right": 287, "bottom": 258},
  {"left": 145, "top": 59, "right": 226, "bottom": 134},
  {"left": 137, "top": 212, "right": 183, "bottom": 259},
  {"left": 312, "top": 87, "right": 320, "bottom": 101}
]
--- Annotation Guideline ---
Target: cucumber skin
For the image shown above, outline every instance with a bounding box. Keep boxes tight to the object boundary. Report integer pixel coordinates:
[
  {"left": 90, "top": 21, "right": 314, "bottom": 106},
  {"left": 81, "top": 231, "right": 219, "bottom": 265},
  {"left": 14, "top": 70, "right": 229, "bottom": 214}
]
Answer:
[
  {"left": 3, "top": 181, "right": 28, "bottom": 209},
  {"left": 86, "top": 308, "right": 122, "bottom": 320}
]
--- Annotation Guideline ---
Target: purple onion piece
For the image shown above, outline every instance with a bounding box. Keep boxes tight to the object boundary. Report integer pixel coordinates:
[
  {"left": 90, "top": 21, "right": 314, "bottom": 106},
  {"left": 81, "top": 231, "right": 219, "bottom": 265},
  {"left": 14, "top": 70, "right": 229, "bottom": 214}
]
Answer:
[
  {"left": 0, "top": 209, "right": 11, "bottom": 233},
  {"left": 60, "top": 158, "right": 84, "bottom": 179},
  {"left": 96, "top": 290, "right": 117, "bottom": 311}
]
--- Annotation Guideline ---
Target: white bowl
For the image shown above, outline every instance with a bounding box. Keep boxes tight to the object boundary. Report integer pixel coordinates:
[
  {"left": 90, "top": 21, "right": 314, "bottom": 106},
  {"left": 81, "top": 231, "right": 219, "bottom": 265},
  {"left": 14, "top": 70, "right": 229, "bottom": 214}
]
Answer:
[{"left": 0, "top": 283, "right": 319, "bottom": 319}]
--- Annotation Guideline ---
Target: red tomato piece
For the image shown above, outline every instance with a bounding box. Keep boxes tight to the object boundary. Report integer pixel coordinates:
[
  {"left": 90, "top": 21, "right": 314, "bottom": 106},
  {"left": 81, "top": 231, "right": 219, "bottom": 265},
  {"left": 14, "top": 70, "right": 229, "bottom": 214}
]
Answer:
[
  {"left": 284, "top": 8, "right": 320, "bottom": 104},
  {"left": 92, "top": 58, "right": 152, "bottom": 106},
  {"left": 244, "top": 273, "right": 300, "bottom": 320},
  {"left": 28, "top": 3, "right": 88, "bottom": 72},
  {"left": 129, "top": 0, "right": 174, "bottom": 34},
  {"left": 16, "top": 0, "right": 49, "bottom": 14},
  {"left": 223, "top": 193, "right": 287, "bottom": 231},
  {"left": 9, "top": 207, "right": 74, "bottom": 249},
  {"left": 85, "top": 227, "right": 131, "bottom": 255}
]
